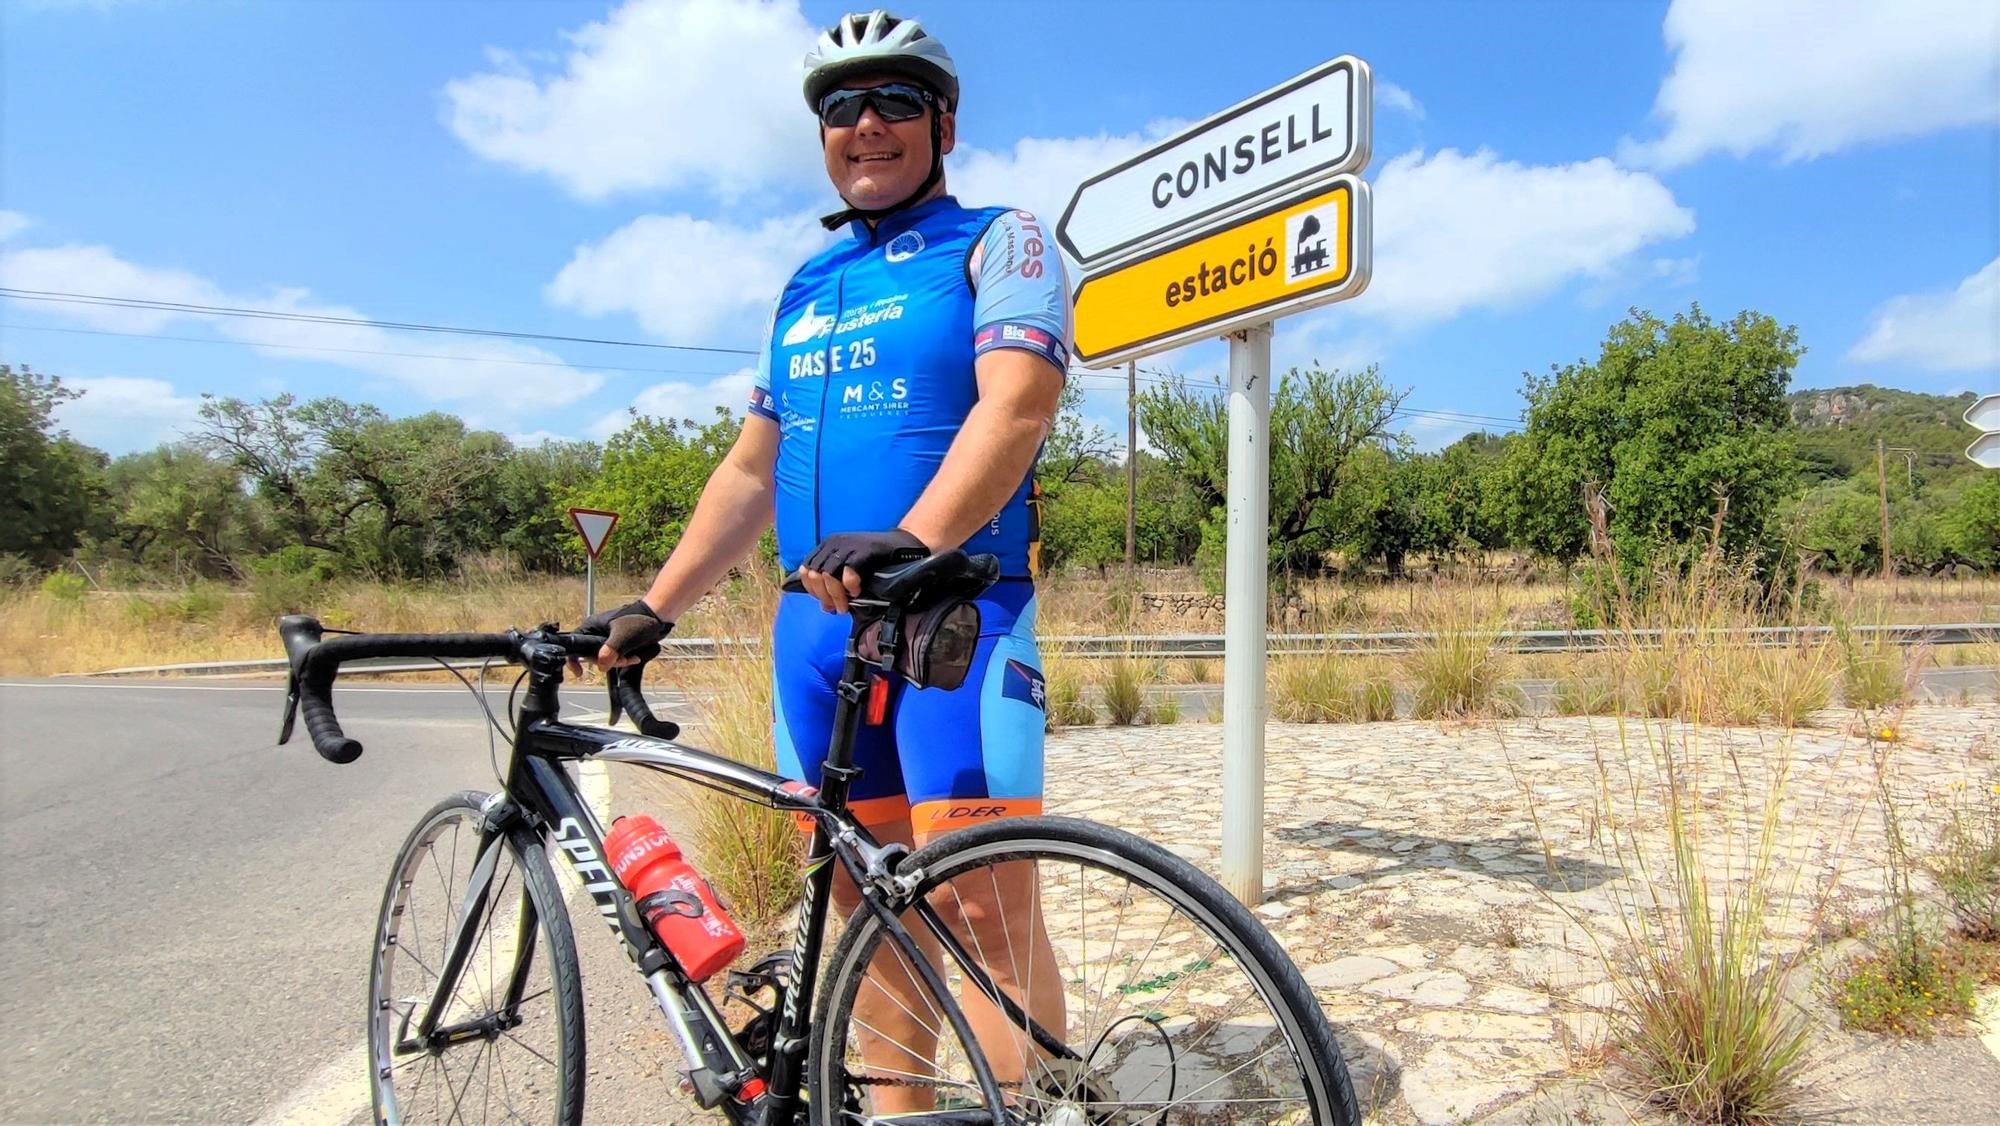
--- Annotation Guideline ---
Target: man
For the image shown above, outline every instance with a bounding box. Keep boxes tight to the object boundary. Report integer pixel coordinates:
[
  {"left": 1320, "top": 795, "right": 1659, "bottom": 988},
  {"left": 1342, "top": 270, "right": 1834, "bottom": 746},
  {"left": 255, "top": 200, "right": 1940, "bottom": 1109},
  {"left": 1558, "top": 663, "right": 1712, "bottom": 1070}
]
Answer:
[{"left": 583, "top": 9, "right": 1069, "bottom": 1110}]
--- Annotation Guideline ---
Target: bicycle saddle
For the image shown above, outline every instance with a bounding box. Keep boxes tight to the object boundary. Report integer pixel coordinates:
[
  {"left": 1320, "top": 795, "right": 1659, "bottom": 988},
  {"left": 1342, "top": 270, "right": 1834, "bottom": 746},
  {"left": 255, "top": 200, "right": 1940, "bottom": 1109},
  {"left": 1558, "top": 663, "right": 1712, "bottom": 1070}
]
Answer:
[{"left": 861, "top": 550, "right": 999, "bottom": 612}]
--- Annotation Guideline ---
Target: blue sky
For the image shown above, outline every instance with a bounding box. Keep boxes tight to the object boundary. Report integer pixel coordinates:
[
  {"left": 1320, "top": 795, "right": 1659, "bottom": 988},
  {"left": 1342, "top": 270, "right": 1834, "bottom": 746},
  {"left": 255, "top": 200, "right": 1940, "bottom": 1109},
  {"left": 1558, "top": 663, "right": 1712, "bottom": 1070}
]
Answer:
[{"left": 3, "top": 0, "right": 1996, "bottom": 457}]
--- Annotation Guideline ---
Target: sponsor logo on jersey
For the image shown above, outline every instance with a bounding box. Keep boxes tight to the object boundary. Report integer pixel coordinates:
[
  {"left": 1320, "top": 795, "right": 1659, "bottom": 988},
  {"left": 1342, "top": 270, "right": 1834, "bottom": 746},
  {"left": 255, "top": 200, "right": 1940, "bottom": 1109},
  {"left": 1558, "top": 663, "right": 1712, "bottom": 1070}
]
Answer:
[
  {"left": 884, "top": 230, "right": 925, "bottom": 263},
  {"left": 834, "top": 297, "right": 906, "bottom": 333},
  {"left": 1002, "top": 658, "right": 1046, "bottom": 711},
  {"left": 747, "top": 386, "right": 775, "bottom": 416},
  {"left": 780, "top": 301, "right": 836, "bottom": 346}
]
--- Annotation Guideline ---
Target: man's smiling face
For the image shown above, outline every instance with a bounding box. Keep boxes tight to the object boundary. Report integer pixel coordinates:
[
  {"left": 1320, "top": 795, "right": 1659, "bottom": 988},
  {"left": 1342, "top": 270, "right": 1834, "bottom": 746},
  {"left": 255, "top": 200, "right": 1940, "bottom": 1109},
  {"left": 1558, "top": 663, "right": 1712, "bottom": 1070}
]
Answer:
[{"left": 820, "top": 74, "right": 955, "bottom": 211}]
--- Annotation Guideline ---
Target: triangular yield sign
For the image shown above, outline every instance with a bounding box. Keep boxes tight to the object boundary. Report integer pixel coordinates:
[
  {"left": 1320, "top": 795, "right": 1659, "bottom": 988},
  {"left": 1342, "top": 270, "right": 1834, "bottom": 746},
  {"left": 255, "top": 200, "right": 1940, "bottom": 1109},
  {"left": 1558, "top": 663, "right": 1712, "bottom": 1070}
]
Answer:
[{"left": 568, "top": 508, "right": 619, "bottom": 558}]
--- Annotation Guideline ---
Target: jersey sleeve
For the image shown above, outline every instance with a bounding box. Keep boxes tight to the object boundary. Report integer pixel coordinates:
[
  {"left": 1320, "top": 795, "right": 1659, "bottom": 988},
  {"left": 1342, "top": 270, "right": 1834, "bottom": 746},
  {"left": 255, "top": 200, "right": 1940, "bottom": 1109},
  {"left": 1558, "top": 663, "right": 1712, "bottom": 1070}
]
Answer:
[
  {"left": 968, "top": 210, "right": 1071, "bottom": 373},
  {"left": 746, "top": 297, "right": 779, "bottom": 421}
]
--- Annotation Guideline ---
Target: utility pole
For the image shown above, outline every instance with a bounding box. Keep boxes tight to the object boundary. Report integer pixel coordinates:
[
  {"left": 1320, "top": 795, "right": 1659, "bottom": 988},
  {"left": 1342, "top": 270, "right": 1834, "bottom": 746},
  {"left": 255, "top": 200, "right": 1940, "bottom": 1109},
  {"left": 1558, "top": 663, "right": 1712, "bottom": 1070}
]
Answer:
[
  {"left": 1125, "top": 360, "right": 1137, "bottom": 571},
  {"left": 1877, "top": 438, "right": 1892, "bottom": 580}
]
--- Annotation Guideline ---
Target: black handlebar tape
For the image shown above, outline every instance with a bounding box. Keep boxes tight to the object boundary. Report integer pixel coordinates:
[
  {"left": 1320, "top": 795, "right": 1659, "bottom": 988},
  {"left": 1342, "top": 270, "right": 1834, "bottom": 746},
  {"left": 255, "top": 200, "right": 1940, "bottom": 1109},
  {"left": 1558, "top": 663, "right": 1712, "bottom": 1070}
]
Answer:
[
  {"left": 612, "top": 670, "right": 679, "bottom": 740},
  {"left": 782, "top": 569, "right": 806, "bottom": 593},
  {"left": 298, "top": 663, "right": 364, "bottom": 764}
]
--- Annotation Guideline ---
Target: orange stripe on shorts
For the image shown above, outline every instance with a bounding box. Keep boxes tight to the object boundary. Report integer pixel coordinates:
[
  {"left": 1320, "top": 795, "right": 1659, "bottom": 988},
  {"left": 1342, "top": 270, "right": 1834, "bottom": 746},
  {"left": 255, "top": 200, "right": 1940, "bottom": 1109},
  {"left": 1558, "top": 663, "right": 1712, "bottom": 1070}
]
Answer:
[{"left": 910, "top": 798, "right": 1043, "bottom": 836}]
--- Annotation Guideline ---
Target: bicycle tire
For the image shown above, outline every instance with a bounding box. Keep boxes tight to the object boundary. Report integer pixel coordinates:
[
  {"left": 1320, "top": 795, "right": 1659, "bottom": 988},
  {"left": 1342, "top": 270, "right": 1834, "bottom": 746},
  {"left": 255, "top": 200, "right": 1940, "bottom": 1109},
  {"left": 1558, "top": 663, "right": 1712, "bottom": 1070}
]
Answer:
[
  {"left": 367, "top": 790, "right": 586, "bottom": 1126},
  {"left": 808, "top": 815, "right": 1360, "bottom": 1124}
]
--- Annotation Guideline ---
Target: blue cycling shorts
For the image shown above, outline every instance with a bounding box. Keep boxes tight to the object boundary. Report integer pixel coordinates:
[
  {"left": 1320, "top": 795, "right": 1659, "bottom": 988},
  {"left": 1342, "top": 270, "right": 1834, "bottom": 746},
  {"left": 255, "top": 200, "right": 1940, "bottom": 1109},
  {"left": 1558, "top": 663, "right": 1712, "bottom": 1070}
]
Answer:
[{"left": 771, "top": 580, "right": 1047, "bottom": 836}]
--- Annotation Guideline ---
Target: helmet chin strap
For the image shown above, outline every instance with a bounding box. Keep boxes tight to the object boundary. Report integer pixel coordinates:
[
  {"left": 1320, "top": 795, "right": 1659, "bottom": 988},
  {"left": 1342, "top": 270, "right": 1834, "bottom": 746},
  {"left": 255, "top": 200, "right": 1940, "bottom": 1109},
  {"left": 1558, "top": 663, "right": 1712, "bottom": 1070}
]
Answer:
[{"left": 819, "top": 112, "right": 946, "bottom": 231}]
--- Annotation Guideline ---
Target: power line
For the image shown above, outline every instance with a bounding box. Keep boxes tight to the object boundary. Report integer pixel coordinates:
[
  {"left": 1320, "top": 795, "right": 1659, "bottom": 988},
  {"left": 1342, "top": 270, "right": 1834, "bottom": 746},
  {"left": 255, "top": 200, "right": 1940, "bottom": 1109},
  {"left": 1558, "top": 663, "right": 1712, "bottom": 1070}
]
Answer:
[
  {"left": 0, "top": 322, "right": 748, "bottom": 380},
  {"left": 0, "top": 287, "right": 758, "bottom": 357}
]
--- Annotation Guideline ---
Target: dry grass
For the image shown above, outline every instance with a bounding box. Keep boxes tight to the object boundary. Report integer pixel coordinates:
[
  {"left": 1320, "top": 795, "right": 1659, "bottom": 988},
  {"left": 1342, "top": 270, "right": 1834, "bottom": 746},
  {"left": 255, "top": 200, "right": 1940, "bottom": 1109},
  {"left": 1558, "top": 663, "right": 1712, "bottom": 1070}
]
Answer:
[
  {"left": 1511, "top": 505, "right": 1839, "bottom": 1122},
  {"left": 1402, "top": 588, "right": 1511, "bottom": 719},
  {"left": 623, "top": 572, "right": 801, "bottom": 926}
]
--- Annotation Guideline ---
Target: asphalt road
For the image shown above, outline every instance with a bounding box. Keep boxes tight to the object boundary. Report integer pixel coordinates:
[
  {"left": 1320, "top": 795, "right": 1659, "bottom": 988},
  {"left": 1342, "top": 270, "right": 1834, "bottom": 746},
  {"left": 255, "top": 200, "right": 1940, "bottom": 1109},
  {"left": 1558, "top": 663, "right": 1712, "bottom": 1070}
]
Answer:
[{"left": 0, "top": 677, "right": 711, "bottom": 1126}]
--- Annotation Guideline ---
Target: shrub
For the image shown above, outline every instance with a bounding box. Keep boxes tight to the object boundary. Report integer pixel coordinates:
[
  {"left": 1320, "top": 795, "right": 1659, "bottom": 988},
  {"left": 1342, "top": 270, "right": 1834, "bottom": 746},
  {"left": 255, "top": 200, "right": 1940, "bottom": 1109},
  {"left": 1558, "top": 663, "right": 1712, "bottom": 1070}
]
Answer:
[
  {"left": 252, "top": 545, "right": 341, "bottom": 583},
  {"left": 1149, "top": 691, "right": 1182, "bottom": 725},
  {"left": 40, "top": 571, "right": 87, "bottom": 602},
  {"left": 246, "top": 570, "right": 323, "bottom": 626}
]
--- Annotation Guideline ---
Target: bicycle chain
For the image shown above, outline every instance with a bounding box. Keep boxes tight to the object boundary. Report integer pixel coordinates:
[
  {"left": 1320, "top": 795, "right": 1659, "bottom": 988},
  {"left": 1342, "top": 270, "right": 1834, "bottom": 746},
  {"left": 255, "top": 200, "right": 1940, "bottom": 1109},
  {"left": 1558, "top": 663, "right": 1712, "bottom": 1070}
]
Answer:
[{"left": 849, "top": 1073, "right": 1023, "bottom": 1090}]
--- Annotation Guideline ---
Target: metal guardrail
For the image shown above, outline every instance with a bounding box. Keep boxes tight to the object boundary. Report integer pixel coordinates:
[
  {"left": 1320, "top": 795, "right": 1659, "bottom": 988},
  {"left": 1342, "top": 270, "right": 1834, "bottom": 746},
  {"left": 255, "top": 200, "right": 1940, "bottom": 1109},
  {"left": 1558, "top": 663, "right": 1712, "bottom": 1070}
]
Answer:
[{"left": 86, "top": 623, "right": 1997, "bottom": 678}]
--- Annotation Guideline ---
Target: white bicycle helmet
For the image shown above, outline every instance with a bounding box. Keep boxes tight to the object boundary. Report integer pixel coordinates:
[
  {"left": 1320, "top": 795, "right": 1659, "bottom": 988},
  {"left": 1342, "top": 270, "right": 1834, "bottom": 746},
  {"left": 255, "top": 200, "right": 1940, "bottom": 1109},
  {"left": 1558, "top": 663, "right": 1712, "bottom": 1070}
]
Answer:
[{"left": 802, "top": 9, "right": 959, "bottom": 112}]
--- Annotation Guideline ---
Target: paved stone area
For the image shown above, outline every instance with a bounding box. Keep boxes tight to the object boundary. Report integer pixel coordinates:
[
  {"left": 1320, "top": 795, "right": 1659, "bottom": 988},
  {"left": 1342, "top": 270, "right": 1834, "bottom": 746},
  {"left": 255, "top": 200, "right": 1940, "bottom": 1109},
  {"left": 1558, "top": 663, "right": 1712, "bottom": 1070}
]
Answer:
[{"left": 1044, "top": 706, "right": 2000, "bottom": 1124}]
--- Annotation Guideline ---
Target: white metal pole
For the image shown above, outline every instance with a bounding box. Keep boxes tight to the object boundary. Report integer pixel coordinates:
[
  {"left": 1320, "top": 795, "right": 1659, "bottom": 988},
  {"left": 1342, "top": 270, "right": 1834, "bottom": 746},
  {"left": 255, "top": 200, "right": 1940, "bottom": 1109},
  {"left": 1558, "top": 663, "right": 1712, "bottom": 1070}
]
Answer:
[
  {"left": 585, "top": 556, "right": 597, "bottom": 619},
  {"left": 1221, "top": 322, "right": 1272, "bottom": 906}
]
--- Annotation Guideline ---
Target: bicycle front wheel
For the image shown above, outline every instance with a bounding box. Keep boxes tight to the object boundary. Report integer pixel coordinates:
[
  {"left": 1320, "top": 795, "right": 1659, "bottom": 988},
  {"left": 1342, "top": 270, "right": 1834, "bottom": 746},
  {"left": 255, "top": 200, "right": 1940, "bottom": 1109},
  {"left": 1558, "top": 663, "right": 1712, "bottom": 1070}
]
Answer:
[
  {"left": 810, "top": 815, "right": 1359, "bottom": 1124},
  {"left": 367, "top": 790, "right": 585, "bottom": 1126}
]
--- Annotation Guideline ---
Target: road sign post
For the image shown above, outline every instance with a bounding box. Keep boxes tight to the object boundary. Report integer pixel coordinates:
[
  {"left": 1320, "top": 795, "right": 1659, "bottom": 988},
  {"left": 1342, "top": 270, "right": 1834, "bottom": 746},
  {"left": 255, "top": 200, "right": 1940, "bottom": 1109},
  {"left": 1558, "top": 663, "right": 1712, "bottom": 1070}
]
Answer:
[
  {"left": 1221, "top": 323, "right": 1273, "bottom": 907},
  {"left": 1060, "top": 57, "right": 1373, "bottom": 906},
  {"left": 568, "top": 508, "right": 620, "bottom": 617},
  {"left": 1966, "top": 395, "right": 2000, "bottom": 469}
]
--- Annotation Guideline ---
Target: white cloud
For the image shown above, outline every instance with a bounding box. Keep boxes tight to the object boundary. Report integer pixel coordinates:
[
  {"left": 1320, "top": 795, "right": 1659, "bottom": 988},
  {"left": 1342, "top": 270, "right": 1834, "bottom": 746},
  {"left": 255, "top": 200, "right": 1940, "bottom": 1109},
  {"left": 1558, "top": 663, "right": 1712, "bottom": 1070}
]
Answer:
[
  {"left": 1378, "top": 83, "right": 1425, "bottom": 121},
  {"left": 1849, "top": 256, "right": 2000, "bottom": 372},
  {"left": 52, "top": 376, "right": 202, "bottom": 454},
  {"left": 0, "top": 211, "right": 30, "bottom": 242},
  {"left": 950, "top": 128, "right": 1171, "bottom": 242},
  {"left": 547, "top": 212, "right": 825, "bottom": 342},
  {"left": 0, "top": 243, "right": 605, "bottom": 412},
  {"left": 1623, "top": 0, "right": 2000, "bottom": 168},
  {"left": 588, "top": 368, "right": 757, "bottom": 437},
  {"left": 1363, "top": 148, "right": 1695, "bottom": 327},
  {"left": 443, "top": 0, "right": 822, "bottom": 201}
]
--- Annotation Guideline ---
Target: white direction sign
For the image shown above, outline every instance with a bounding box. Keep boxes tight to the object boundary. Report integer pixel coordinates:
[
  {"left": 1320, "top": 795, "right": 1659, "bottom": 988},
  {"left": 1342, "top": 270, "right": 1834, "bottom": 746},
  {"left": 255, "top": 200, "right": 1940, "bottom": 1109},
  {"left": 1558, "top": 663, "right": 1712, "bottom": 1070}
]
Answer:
[
  {"left": 1969, "top": 432, "right": 2000, "bottom": 470},
  {"left": 1057, "top": 57, "right": 1371, "bottom": 266},
  {"left": 1966, "top": 393, "right": 2000, "bottom": 433},
  {"left": 568, "top": 508, "right": 619, "bottom": 559}
]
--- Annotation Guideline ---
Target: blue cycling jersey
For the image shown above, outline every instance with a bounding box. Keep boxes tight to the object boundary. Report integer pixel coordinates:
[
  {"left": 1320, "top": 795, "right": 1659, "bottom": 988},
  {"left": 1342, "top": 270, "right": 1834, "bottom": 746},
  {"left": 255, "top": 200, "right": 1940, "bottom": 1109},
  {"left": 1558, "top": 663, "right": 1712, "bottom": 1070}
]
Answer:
[{"left": 748, "top": 195, "right": 1072, "bottom": 578}]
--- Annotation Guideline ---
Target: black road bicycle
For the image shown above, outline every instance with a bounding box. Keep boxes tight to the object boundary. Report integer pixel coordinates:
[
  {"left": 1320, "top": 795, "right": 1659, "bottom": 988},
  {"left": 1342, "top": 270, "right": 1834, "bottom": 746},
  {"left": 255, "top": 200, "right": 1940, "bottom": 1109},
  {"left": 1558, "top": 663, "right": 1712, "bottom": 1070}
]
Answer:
[{"left": 278, "top": 551, "right": 1360, "bottom": 1125}]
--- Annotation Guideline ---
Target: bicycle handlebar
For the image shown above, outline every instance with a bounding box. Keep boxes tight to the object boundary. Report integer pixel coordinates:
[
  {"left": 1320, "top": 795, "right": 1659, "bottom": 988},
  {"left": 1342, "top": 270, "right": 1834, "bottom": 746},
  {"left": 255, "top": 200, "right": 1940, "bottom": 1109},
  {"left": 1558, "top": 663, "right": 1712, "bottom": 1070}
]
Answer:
[{"left": 277, "top": 615, "right": 671, "bottom": 764}]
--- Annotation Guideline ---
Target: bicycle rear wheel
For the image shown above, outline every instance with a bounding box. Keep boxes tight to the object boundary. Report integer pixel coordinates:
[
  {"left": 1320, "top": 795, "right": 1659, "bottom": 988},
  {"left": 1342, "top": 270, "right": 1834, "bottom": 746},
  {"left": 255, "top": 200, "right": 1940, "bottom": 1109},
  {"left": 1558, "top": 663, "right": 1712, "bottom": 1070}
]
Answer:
[
  {"left": 809, "top": 815, "right": 1359, "bottom": 1124},
  {"left": 367, "top": 790, "right": 585, "bottom": 1126}
]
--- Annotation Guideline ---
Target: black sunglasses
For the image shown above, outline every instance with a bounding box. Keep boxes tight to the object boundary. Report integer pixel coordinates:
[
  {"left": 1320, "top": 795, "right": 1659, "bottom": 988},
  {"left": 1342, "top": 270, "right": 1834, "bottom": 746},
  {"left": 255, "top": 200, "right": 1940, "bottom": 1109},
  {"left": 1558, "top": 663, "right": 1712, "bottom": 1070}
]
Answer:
[{"left": 817, "top": 82, "right": 936, "bottom": 128}]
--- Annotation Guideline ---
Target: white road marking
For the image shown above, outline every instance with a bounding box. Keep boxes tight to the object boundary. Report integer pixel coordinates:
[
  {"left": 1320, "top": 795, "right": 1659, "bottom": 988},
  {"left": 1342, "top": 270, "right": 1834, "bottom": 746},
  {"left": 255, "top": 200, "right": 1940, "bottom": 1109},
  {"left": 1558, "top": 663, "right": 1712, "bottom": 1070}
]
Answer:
[{"left": 250, "top": 1040, "right": 370, "bottom": 1126}]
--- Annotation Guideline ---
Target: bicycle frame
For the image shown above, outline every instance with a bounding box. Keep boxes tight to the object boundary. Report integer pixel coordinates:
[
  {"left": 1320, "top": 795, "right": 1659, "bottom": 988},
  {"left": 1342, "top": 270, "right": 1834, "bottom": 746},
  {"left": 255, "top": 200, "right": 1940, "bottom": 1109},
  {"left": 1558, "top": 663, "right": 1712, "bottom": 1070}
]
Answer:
[{"left": 407, "top": 611, "right": 1051, "bottom": 1124}]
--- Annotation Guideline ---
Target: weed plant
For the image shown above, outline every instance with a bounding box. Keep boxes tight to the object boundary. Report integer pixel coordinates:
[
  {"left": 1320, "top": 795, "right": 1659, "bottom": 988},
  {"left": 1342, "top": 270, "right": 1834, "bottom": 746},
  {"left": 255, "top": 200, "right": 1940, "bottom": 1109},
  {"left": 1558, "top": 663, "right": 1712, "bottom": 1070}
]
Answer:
[
  {"left": 1525, "top": 494, "right": 1821, "bottom": 1123},
  {"left": 1098, "top": 654, "right": 1155, "bottom": 726},
  {"left": 1836, "top": 748, "right": 1979, "bottom": 1035},
  {"left": 1402, "top": 588, "right": 1507, "bottom": 718},
  {"left": 668, "top": 572, "right": 802, "bottom": 925},
  {"left": 1926, "top": 772, "right": 2000, "bottom": 941},
  {"left": 1040, "top": 648, "right": 1096, "bottom": 729}
]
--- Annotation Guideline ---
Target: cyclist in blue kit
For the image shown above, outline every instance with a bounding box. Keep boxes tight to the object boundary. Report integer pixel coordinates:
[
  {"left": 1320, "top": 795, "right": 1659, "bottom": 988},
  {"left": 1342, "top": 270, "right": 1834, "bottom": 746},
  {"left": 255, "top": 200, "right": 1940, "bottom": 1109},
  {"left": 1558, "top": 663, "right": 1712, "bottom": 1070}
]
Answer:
[{"left": 582, "top": 8, "right": 1069, "bottom": 1110}]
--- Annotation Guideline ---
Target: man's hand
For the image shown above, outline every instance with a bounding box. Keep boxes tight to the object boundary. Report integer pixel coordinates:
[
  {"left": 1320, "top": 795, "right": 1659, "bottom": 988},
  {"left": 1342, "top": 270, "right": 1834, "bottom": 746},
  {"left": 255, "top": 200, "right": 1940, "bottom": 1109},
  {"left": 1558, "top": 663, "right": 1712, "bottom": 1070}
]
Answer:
[
  {"left": 799, "top": 529, "right": 928, "bottom": 614},
  {"left": 574, "top": 598, "right": 672, "bottom": 671}
]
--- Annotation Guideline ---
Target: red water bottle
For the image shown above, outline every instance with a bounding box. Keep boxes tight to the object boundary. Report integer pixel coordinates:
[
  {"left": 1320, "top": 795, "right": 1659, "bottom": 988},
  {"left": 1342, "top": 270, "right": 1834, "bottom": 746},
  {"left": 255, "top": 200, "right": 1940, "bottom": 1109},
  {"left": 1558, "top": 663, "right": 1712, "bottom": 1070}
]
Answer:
[{"left": 603, "top": 815, "right": 745, "bottom": 982}]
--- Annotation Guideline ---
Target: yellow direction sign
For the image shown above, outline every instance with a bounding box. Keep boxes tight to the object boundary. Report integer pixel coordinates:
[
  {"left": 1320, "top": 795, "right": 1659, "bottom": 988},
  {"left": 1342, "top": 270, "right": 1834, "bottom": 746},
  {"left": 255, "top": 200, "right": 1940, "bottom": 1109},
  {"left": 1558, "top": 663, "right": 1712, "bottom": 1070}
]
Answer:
[{"left": 1072, "top": 176, "right": 1370, "bottom": 367}]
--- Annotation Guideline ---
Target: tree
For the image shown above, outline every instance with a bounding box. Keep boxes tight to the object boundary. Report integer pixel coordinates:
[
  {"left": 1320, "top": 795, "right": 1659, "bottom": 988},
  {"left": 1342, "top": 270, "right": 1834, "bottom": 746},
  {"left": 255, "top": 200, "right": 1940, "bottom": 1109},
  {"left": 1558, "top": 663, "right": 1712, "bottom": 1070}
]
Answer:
[
  {"left": 571, "top": 408, "right": 740, "bottom": 572},
  {"left": 102, "top": 445, "right": 259, "bottom": 578},
  {"left": 1137, "top": 364, "right": 1405, "bottom": 577},
  {"left": 0, "top": 364, "right": 107, "bottom": 567},
  {"left": 1500, "top": 306, "right": 1802, "bottom": 573},
  {"left": 195, "top": 394, "right": 338, "bottom": 550},
  {"left": 496, "top": 440, "right": 603, "bottom": 572},
  {"left": 1940, "top": 475, "right": 2000, "bottom": 571}
]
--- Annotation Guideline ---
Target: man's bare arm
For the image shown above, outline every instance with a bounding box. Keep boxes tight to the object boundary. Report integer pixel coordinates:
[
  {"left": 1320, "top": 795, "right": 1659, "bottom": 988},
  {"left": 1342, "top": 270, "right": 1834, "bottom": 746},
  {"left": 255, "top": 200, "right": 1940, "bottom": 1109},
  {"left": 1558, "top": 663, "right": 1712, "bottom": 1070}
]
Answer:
[{"left": 899, "top": 348, "right": 1064, "bottom": 553}]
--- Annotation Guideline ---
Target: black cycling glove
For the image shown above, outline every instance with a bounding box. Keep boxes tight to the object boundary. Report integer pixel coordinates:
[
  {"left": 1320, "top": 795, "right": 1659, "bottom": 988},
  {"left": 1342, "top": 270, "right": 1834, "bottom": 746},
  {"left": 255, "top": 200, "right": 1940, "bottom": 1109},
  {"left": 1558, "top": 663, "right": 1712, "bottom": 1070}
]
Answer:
[
  {"left": 803, "top": 529, "right": 929, "bottom": 581},
  {"left": 578, "top": 599, "right": 672, "bottom": 658}
]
